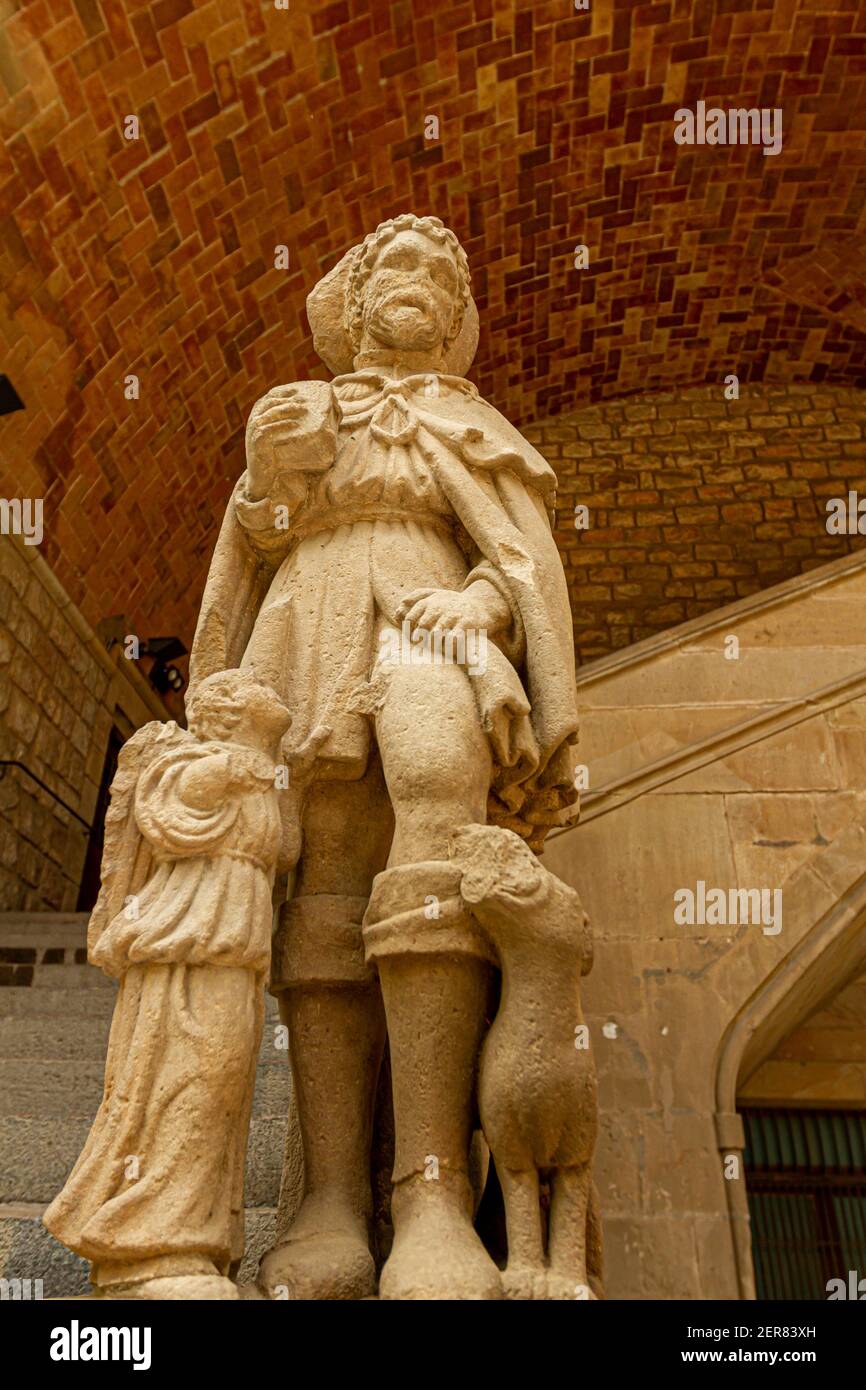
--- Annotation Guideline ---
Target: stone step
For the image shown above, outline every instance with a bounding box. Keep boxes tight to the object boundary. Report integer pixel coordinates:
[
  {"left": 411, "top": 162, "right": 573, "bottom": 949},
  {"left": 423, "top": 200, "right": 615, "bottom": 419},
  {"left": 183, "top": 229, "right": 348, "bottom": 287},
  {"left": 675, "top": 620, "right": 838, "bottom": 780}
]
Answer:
[
  {"left": 0, "top": 1057, "right": 292, "bottom": 1120},
  {"left": 1, "top": 964, "right": 115, "bottom": 989},
  {"left": 0, "top": 1115, "right": 287, "bottom": 1208},
  {"left": 0, "top": 914, "right": 89, "bottom": 960},
  {"left": 0, "top": 1202, "right": 277, "bottom": 1299},
  {"left": 0, "top": 985, "right": 282, "bottom": 1022},
  {"left": 0, "top": 913, "right": 90, "bottom": 984},
  {"left": 0, "top": 1013, "right": 289, "bottom": 1064},
  {"left": 0, "top": 986, "right": 120, "bottom": 1019},
  {"left": 1, "top": 927, "right": 87, "bottom": 948},
  {"left": 0, "top": 944, "right": 89, "bottom": 971},
  {"left": 0, "top": 912, "right": 89, "bottom": 935}
]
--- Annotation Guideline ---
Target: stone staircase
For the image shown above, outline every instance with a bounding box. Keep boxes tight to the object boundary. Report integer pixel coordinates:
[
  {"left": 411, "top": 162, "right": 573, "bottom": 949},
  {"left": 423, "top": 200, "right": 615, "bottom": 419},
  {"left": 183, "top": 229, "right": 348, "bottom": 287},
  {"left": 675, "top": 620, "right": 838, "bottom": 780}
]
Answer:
[{"left": 0, "top": 912, "right": 291, "bottom": 1296}]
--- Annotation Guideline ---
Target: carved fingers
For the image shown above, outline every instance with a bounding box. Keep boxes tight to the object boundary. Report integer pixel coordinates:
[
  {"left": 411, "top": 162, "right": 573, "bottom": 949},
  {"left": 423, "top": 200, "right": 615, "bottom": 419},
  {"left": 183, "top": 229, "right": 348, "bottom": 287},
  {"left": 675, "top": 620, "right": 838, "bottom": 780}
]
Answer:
[
  {"left": 245, "top": 383, "right": 338, "bottom": 490},
  {"left": 396, "top": 587, "right": 474, "bottom": 632}
]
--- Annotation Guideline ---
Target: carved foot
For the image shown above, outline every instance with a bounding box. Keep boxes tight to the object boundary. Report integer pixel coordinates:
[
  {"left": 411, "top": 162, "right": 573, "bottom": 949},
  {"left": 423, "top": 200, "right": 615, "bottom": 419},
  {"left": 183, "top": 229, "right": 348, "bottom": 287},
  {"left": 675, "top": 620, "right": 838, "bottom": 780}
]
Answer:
[
  {"left": 501, "top": 1264, "right": 548, "bottom": 1300},
  {"left": 258, "top": 1233, "right": 376, "bottom": 1300},
  {"left": 257, "top": 1200, "right": 376, "bottom": 1300},
  {"left": 379, "top": 1182, "right": 502, "bottom": 1301},
  {"left": 499, "top": 1266, "right": 596, "bottom": 1300}
]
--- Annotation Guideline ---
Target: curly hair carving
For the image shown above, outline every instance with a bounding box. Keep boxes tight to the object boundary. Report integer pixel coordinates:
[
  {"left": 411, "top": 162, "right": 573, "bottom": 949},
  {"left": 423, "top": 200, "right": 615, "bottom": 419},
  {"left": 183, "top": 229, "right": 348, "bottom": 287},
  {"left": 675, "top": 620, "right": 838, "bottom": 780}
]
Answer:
[{"left": 345, "top": 213, "right": 471, "bottom": 355}]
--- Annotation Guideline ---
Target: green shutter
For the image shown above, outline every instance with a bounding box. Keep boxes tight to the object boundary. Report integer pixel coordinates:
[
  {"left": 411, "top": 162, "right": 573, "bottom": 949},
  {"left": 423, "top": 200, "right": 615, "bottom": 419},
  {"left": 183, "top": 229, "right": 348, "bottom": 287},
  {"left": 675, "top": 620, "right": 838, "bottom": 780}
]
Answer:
[{"left": 742, "top": 1108, "right": 866, "bottom": 1301}]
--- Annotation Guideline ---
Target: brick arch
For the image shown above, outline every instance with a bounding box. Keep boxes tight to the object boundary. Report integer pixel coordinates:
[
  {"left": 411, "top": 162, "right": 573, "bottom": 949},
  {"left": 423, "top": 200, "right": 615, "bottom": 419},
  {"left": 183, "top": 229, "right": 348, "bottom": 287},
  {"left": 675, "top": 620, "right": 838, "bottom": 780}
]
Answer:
[{"left": 1, "top": 0, "right": 865, "bottom": 649}]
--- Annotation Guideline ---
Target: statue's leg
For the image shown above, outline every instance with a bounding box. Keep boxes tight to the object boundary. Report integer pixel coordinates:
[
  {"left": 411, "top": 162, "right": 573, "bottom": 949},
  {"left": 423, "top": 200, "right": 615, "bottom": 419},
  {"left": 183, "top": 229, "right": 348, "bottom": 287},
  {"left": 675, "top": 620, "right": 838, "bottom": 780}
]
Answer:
[
  {"left": 546, "top": 1163, "right": 595, "bottom": 1300},
  {"left": 499, "top": 1168, "right": 547, "bottom": 1300},
  {"left": 367, "top": 662, "right": 503, "bottom": 1300},
  {"left": 228, "top": 982, "right": 264, "bottom": 1279},
  {"left": 258, "top": 762, "right": 393, "bottom": 1300}
]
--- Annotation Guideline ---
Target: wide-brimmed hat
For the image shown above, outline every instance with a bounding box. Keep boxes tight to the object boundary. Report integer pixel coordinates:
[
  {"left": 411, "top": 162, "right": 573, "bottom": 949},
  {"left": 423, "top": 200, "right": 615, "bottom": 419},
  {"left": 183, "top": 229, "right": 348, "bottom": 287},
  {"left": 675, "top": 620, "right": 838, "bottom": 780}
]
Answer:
[{"left": 306, "top": 238, "right": 479, "bottom": 377}]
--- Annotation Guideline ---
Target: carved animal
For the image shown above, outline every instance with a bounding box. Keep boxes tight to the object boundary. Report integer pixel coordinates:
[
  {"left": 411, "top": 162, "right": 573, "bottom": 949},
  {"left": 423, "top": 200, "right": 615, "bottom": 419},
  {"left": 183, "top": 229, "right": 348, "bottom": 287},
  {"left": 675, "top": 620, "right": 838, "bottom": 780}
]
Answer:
[{"left": 450, "top": 824, "right": 603, "bottom": 1300}]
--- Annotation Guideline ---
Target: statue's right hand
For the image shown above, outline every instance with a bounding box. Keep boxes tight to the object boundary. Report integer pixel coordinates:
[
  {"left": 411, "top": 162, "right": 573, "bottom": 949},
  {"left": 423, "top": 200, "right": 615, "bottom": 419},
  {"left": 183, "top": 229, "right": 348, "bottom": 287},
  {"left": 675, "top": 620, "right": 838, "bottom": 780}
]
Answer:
[{"left": 245, "top": 382, "right": 337, "bottom": 499}]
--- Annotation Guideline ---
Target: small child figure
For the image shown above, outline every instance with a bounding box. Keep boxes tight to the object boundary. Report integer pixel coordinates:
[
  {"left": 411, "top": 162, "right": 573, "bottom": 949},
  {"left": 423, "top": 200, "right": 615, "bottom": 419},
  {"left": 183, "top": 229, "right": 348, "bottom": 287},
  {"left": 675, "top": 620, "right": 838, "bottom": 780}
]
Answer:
[{"left": 44, "top": 670, "right": 292, "bottom": 1300}]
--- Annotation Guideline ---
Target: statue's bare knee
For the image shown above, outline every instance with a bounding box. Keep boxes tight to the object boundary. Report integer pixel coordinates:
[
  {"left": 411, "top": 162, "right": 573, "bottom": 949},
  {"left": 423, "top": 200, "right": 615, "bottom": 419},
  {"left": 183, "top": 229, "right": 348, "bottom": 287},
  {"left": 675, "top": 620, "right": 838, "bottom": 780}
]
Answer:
[{"left": 375, "top": 666, "right": 491, "bottom": 862}]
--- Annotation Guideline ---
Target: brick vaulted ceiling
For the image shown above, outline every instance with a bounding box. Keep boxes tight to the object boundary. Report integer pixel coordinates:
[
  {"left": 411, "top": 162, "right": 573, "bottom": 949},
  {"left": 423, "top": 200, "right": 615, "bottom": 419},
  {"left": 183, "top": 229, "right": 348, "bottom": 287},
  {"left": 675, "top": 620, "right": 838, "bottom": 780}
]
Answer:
[{"left": 1, "top": 0, "right": 865, "bottom": 654}]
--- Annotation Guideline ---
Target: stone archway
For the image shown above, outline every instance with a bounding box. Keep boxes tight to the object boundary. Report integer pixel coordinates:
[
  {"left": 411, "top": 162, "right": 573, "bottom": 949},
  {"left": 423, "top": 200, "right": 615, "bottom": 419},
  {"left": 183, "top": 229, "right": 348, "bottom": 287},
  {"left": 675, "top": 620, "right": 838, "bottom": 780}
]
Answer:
[{"left": 714, "top": 834, "right": 866, "bottom": 1299}]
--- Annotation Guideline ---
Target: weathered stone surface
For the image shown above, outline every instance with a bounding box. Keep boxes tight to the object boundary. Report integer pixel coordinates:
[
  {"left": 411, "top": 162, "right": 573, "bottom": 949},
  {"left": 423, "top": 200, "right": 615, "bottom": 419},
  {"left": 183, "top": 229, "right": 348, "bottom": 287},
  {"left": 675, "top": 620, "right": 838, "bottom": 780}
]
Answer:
[
  {"left": 43, "top": 215, "right": 590, "bottom": 1304},
  {"left": 547, "top": 558, "right": 866, "bottom": 1299},
  {"left": 450, "top": 823, "right": 600, "bottom": 1300},
  {"left": 0, "top": 541, "right": 167, "bottom": 912},
  {"left": 43, "top": 669, "right": 292, "bottom": 1300}
]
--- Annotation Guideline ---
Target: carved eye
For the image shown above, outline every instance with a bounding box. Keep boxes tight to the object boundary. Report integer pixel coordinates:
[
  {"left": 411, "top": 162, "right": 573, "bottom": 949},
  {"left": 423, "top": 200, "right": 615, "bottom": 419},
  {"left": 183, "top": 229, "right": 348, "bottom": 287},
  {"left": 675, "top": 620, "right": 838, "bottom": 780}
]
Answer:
[{"left": 430, "top": 261, "right": 457, "bottom": 293}]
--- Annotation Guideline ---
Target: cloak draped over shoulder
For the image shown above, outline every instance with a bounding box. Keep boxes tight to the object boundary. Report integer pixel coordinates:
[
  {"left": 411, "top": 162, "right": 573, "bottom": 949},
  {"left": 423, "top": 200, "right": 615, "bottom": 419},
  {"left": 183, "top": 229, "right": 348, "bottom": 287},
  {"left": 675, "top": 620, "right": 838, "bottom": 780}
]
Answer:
[{"left": 190, "top": 373, "right": 580, "bottom": 847}]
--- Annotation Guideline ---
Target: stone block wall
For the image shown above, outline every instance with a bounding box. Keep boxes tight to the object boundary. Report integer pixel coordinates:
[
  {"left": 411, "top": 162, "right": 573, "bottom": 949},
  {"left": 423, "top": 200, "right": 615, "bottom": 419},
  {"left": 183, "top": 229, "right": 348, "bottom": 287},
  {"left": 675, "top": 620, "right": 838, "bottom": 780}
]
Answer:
[
  {"left": 527, "top": 383, "right": 866, "bottom": 662},
  {"left": 740, "top": 972, "right": 866, "bottom": 1108},
  {"left": 0, "top": 536, "right": 167, "bottom": 912},
  {"left": 545, "top": 551, "right": 866, "bottom": 1299}
]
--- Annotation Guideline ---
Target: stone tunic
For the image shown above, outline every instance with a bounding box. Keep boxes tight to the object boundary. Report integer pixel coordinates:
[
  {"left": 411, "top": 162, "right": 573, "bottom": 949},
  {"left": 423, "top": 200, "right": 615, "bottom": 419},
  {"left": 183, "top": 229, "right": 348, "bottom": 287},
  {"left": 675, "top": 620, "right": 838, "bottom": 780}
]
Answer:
[
  {"left": 238, "top": 373, "right": 531, "bottom": 782},
  {"left": 193, "top": 367, "right": 580, "bottom": 847}
]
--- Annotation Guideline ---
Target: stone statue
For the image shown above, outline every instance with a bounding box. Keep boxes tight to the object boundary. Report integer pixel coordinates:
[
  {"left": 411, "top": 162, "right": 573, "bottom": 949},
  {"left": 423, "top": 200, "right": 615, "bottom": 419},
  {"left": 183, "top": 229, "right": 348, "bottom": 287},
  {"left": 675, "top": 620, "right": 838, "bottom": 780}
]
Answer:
[
  {"left": 450, "top": 824, "right": 603, "bottom": 1300},
  {"left": 43, "top": 668, "right": 292, "bottom": 1300},
  {"left": 45, "top": 213, "right": 601, "bottom": 1301},
  {"left": 188, "top": 213, "right": 594, "bottom": 1300}
]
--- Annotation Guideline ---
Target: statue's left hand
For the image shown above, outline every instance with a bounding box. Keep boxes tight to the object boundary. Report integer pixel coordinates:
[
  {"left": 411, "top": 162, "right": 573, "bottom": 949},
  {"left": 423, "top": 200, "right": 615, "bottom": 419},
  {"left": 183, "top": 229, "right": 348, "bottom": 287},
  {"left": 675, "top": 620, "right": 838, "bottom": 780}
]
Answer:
[{"left": 396, "top": 580, "right": 510, "bottom": 635}]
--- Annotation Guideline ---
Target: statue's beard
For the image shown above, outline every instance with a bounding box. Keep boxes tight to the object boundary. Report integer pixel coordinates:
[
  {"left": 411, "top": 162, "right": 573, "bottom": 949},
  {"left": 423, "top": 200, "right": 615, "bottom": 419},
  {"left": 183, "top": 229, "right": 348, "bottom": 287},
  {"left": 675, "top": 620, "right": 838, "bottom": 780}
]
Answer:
[{"left": 365, "top": 293, "right": 445, "bottom": 353}]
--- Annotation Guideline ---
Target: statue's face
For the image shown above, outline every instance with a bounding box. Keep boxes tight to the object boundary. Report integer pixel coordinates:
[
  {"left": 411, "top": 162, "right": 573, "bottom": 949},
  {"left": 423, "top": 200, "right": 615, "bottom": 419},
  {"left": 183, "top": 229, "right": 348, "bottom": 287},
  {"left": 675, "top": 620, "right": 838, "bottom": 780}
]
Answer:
[
  {"left": 239, "top": 683, "right": 292, "bottom": 742},
  {"left": 361, "top": 229, "right": 460, "bottom": 355},
  {"left": 192, "top": 680, "right": 290, "bottom": 745}
]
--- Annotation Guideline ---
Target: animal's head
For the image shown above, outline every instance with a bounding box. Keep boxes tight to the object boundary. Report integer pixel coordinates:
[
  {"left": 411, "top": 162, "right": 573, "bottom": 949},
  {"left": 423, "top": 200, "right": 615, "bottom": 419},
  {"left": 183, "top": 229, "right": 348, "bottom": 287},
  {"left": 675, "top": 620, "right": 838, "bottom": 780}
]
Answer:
[
  {"left": 449, "top": 823, "right": 591, "bottom": 968},
  {"left": 449, "top": 824, "right": 544, "bottom": 939}
]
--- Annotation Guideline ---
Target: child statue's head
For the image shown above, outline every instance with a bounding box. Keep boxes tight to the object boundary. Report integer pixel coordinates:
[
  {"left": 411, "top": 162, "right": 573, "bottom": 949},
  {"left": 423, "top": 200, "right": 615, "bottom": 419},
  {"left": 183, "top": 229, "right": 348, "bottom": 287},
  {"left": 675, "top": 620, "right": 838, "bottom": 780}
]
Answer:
[{"left": 186, "top": 669, "right": 291, "bottom": 747}]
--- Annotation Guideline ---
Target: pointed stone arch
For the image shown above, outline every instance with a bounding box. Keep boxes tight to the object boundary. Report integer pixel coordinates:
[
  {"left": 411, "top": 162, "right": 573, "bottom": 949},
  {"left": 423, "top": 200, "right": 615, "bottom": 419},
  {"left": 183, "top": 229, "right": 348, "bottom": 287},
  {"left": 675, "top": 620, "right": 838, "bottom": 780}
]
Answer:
[{"left": 713, "top": 822, "right": 866, "bottom": 1298}]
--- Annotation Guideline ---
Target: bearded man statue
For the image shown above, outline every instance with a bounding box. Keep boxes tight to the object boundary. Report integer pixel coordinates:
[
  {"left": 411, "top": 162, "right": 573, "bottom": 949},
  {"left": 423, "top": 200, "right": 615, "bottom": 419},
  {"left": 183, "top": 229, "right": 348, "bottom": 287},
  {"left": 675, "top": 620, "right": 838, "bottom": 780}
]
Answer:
[{"left": 189, "top": 213, "right": 580, "bottom": 1301}]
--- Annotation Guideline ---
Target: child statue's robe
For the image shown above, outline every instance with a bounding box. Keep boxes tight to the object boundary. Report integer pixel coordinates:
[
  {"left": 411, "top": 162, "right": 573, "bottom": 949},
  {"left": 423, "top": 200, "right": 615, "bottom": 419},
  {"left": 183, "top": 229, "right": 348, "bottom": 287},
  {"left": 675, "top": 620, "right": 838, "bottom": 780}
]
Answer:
[{"left": 43, "top": 742, "right": 280, "bottom": 1281}]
